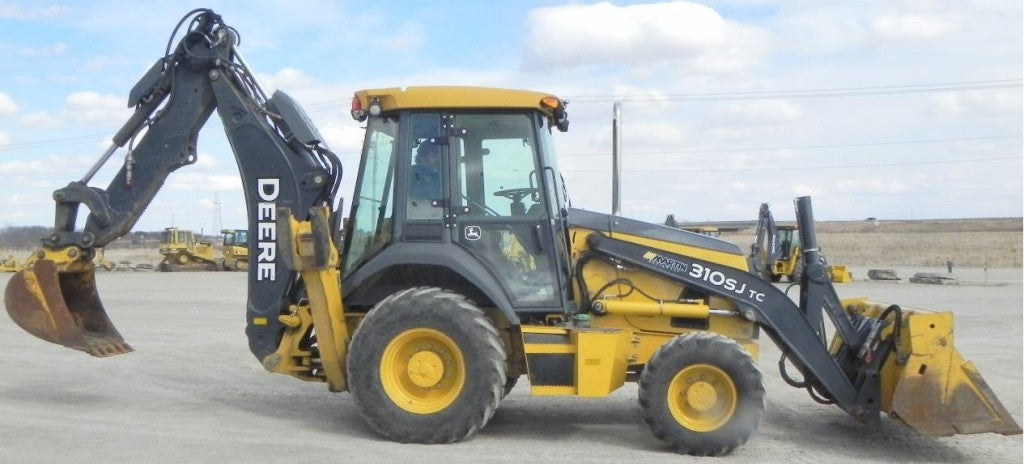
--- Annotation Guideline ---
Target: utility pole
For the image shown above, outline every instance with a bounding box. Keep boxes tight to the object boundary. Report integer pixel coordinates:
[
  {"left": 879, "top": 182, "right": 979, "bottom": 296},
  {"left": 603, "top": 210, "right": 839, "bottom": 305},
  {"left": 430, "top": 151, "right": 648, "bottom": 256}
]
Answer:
[
  {"left": 612, "top": 101, "right": 622, "bottom": 216},
  {"left": 213, "top": 191, "right": 222, "bottom": 232}
]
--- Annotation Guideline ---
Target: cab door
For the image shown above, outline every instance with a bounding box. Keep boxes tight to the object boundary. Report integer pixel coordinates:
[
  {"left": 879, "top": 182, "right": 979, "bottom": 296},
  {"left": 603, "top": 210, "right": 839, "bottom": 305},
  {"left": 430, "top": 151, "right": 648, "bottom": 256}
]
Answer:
[{"left": 447, "top": 112, "right": 563, "bottom": 309}]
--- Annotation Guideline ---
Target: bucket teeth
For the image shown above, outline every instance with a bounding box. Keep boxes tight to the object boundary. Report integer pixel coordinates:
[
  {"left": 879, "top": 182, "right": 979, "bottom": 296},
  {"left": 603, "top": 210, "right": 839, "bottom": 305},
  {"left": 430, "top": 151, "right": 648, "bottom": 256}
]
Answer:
[{"left": 84, "top": 339, "right": 135, "bottom": 358}]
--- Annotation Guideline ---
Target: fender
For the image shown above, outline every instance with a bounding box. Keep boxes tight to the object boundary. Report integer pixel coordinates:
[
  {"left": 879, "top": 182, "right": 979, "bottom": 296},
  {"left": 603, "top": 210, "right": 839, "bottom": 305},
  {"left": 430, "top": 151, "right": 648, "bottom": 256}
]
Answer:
[{"left": 341, "top": 242, "right": 519, "bottom": 326}]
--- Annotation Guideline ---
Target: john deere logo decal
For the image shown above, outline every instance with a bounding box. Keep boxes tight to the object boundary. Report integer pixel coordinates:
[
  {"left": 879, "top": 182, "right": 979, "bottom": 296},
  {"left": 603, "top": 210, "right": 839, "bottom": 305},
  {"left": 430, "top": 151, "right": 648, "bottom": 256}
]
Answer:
[{"left": 464, "top": 225, "right": 482, "bottom": 241}]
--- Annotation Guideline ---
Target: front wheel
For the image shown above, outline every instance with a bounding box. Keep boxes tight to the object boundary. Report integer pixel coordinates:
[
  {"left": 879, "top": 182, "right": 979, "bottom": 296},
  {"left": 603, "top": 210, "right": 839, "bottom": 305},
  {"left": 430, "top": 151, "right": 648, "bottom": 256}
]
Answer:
[
  {"left": 639, "top": 332, "right": 765, "bottom": 456},
  {"left": 347, "top": 287, "right": 506, "bottom": 443}
]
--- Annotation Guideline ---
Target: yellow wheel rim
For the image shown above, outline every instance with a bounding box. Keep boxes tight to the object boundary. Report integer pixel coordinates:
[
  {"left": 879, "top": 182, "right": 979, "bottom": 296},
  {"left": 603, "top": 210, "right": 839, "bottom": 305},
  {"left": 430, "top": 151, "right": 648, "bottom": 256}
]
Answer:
[
  {"left": 380, "top": 328, "right": 465, "bottom": 414},
  {"left": 667, "top": 364, "right": 737, "bottom": 432}
]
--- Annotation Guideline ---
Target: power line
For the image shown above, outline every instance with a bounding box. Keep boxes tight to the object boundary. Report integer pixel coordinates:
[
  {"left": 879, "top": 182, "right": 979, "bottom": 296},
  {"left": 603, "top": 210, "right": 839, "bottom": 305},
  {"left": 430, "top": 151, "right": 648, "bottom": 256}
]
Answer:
[
  {"left": 561, "top": 134, "right": 1023, "bottom": 157},
  {"left": 566, "top": 79, "right": 1023, "bottom": 103},
  {"left": 564, "top": 155, "right": 1022, "bottom": 174},
  {"left": 2, "top": 78, "right": 1019, "bottom": 152}
]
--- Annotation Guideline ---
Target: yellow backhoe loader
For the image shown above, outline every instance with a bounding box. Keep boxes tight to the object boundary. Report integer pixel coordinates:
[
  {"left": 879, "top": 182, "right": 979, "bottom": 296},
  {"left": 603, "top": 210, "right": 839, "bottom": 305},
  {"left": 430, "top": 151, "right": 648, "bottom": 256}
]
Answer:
[
  {"left": 219, "top": 228, "right": 249, "bottom": 271},
  {"left": 157, "top": 227, "right": 218, "bottom": 271},
  {"left": 750, "top": 203, "right": 853, "bottom": 283},
  {"left": 3, "top": 9, "right": 1018, "bottom": 456}
]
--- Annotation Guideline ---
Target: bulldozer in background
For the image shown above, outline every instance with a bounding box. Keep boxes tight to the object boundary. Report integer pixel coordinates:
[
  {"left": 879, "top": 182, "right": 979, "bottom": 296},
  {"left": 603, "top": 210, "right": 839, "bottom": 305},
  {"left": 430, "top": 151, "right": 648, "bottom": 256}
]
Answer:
[
  {"left": 2, "top": 9, "right": 1018, "bottom": 456},
  {"left": 219, "top": 228, "right": 249, "bottom": 271},
  {"left": 157, "top": 227, "right": 217, "bottom": 271},
  {"left": 0, "top": 250, "right": 21, "bottom": 272}
]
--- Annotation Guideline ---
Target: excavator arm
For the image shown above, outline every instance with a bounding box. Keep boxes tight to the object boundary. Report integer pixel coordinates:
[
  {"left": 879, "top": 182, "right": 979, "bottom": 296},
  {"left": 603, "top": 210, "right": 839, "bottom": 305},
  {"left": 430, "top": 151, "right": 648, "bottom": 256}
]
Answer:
[{"left": 4, "top": 9, "right": 342, "bottom": 361}]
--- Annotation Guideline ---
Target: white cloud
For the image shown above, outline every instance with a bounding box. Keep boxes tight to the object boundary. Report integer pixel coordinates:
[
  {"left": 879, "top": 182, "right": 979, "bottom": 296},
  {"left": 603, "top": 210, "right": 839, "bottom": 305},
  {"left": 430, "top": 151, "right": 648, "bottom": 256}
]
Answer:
[
  {"left": 0, "top": 91, "right": 18, "bottom": 116},
  {"left": 872, "top": 13, "right": 953, "bottom": 40},
  {"left": 710, "top": 99, "right": 802, "bottom": 126},
  {"left": 524, "top": 1, "right": 770, "bottom": 73},
  {"left": 257, "top": 67, "right": 316, "bottom": 94},
  {"left": 0, "top": 158, "right": 47, "bottom": 175},
  {"left": 930, "top": 89, "right": 1023, "bottom": 117},
  {"left": 20, "top": 111, "right": 61, "bottom": 129},
  {"left": 62, "top": 91, "right": 129, "bottom": 126},
  {"left": 0, "top": 130, "right": 10, "bottom": 148},
  {"left": 0, "top": 3, "right": 67, "bottom": 20},
  {"left": 167, "top": 173, "right": 242, "bottom": 192},
  {"left": 18, "top": 42, "right": 68, "bottom": 58},
  {"left": 834, "top": 177, "right": 912, "bottom": 195},
  {"left": 319, "top": 121, "right": 365, "bottom": 155}
]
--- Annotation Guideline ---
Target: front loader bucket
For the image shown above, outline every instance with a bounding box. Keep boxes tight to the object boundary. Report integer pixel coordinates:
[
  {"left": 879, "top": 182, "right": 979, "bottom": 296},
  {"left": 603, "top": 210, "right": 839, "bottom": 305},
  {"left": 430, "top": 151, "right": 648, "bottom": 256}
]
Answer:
[
  {"left": 878, "top": 309, "right": 1021, "bottom": 436},
  {"left": 4, "top": 260, "right": 132, "bottom": 357}
]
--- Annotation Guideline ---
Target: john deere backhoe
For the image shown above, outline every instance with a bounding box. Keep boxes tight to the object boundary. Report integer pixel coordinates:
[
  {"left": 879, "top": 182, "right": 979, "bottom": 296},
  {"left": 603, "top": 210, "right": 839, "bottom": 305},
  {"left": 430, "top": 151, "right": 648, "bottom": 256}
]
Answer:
[
  {"left": 750, "top": 203, "right": 852, "bottom": 283},
  {"left": 3, "top": 9, "right": 1018, "bottom": 456}
]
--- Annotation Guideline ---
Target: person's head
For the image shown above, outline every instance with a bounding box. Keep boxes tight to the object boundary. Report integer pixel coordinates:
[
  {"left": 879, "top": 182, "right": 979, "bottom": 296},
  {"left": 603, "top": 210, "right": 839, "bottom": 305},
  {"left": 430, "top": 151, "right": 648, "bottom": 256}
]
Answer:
[{"left": 416, "top": 141, "right": 440, "bottom": 169}]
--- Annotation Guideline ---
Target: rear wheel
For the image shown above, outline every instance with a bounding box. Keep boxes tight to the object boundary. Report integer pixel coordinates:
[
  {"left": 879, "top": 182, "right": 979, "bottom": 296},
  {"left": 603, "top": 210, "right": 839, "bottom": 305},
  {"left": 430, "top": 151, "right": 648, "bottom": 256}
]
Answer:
[
  {"left": 639, "top": 332, "right": 764, "bottom": 456},
  {"left": 347, "top": 287, "right": 506, "bottom": 443}
]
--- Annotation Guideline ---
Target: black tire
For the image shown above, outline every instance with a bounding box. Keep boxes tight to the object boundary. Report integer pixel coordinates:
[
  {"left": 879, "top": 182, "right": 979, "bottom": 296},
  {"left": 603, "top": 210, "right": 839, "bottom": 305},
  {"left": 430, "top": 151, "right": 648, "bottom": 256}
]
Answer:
[
  {"left": 502, "top": 375, "right": 519, "bottom": 398},
  {"left": 347, "top": 287, "right": 506, "bottom": 443},
  {"left": 639, "top": 332, "right": 765, "bottom": 456}
]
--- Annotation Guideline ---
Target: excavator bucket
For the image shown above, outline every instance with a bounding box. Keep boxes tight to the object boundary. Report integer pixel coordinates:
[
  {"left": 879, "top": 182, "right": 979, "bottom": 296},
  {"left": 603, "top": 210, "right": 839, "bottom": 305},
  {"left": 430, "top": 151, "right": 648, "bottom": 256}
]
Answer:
[
  {"left": 4, "top": 259, "right": 132, "bottom": 357},
  {"left": 853, "top": 301, "right": 1021, "bottom": 436}
]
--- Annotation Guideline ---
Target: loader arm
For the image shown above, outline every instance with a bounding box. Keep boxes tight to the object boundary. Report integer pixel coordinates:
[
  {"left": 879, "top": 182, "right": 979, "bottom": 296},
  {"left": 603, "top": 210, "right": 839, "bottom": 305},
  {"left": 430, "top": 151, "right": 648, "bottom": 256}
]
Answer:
[
  {"left": 4, "top": 9, "right": 341, "bottom": 360},
  {"left": 585, "top": 196, "right": 1020, "bottom": 434}
]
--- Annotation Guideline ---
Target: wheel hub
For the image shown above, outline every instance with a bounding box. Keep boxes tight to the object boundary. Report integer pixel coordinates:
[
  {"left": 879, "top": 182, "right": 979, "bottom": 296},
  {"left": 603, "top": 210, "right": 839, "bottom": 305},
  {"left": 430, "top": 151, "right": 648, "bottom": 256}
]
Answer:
[
  {"left": 407, "top": 350, "right": 445, "bottom": 388},
  {"left": 685, "top": 381, "right": 719, "bottom": 412},
  {"left": 380, "top": 328, "right": 466, "bottom": 414},
  {"left": 667, "top": 363, "right": 738, "bottom": 432}
]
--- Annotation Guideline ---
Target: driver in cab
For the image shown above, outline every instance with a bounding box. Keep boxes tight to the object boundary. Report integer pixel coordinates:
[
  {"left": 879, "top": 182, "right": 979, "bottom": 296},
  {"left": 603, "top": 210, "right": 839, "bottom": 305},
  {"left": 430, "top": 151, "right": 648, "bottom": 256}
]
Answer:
[{"left": 409, "top": 141, "right": 442, "bottom": 219}]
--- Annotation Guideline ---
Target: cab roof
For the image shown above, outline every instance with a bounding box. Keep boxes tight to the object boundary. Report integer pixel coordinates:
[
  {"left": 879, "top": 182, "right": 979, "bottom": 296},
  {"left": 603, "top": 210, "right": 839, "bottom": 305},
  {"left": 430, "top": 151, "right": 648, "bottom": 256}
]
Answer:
[{"left": 353, "top": 86, "right": 561, "bottom": 115}]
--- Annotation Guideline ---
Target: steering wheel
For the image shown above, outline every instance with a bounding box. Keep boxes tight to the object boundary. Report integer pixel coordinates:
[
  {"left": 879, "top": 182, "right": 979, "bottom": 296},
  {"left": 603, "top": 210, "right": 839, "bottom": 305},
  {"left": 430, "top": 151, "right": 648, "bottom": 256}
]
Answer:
[{"left": 493, "top": 187, "right": 538, "bottom": 204}]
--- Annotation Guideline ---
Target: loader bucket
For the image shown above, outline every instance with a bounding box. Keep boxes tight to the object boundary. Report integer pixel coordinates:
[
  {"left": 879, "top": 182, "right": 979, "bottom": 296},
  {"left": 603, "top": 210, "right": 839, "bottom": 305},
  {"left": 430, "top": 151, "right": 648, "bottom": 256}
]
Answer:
[
  {"left": 879, "top": 309, "right": 1021, "bottom": 436},
  {"left": 4, "top": 259, "right": 132, "bottom": 357}
]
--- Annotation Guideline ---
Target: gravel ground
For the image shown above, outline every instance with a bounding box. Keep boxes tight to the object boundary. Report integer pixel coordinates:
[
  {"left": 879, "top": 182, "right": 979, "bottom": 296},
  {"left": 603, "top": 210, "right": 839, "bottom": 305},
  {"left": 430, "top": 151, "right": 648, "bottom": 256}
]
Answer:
[{"left": 0, "top": 267, "right": 1020, "bottom": 463}]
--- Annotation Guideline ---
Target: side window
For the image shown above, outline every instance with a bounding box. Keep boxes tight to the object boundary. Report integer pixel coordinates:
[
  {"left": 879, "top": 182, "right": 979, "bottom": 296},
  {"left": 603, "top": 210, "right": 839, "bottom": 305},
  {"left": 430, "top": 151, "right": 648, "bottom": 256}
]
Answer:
[
  {"left": 407, "top": 114, "right": 443, "bottom": 220},
  {"left": 344, "top": 117, "right": 398, "bottom": 271},
  {"left": 456, "top": 114, "right": 542, "bottom": 218}
]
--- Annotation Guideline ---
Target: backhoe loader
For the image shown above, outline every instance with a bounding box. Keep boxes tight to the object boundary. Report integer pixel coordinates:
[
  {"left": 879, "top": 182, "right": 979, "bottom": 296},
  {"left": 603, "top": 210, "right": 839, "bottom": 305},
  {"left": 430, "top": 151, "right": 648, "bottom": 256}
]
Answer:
[
  {"left": 3, "top": 9, "right": 1018, "bottom": 456},
  {"left": 749, "top": 203, "right": 852, "bottom": 283}
]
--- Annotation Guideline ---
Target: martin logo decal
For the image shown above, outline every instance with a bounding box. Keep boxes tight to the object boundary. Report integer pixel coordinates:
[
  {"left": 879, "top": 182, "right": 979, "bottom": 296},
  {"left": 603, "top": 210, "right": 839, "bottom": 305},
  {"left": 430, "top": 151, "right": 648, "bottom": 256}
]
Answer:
[{"left": 643, "top": 251, "right": 765, "bottom": 302}]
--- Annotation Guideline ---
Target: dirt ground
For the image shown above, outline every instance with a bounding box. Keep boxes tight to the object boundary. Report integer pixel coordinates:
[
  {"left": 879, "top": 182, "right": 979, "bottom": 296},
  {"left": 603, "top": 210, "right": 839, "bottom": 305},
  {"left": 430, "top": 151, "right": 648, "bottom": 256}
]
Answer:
[{"left": 0, "top": 267, "right": 1020, "bottom": 463}]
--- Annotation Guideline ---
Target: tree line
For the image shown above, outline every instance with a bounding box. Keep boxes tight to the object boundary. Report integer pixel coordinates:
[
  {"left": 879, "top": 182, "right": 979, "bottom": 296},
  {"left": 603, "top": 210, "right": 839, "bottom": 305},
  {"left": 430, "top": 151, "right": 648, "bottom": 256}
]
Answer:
[{"left": 0, "top": 226, "right": 171, "bottom": 249}]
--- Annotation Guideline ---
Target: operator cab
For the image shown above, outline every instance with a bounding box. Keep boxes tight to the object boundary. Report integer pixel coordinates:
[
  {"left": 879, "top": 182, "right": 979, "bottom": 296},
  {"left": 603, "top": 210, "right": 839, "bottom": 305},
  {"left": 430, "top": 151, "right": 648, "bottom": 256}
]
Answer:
[{"left": 342, "top": 87, "right": 571, "bottom": 313}]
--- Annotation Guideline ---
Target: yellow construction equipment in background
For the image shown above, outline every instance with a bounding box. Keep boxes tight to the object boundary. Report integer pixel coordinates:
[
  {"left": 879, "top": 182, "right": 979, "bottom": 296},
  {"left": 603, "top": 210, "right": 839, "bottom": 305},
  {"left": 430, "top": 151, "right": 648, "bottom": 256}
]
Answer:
[
  {"left": 0, "top": 250, "right": 21, "bottom": 272},
  {"left": 158, "top": 227, "right": 217, "bottom": 271},
  {"left": 219, "top": 228, "right": 249, "bottom": 271}
]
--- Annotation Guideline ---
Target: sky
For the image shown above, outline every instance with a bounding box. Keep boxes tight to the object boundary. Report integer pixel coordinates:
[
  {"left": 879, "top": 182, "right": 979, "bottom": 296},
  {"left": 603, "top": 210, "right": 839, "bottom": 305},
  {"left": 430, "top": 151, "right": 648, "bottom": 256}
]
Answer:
[{"left": 0, "top": 0, "right": 1021, "bottom": 234}]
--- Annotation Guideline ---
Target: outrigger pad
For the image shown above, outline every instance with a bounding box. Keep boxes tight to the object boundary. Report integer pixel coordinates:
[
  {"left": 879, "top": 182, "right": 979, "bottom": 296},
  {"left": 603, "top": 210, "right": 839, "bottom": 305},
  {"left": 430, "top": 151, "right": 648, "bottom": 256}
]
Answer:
[{"left": 4, "top": 260, "right": 132, "bottom": 357}]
